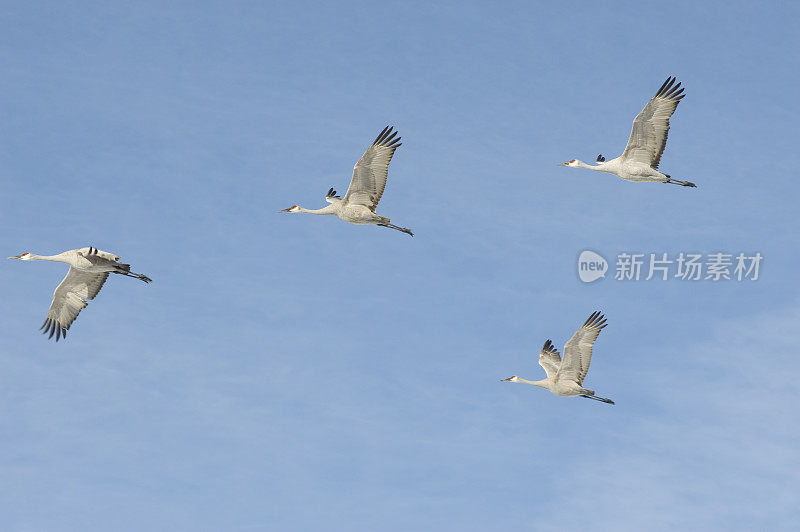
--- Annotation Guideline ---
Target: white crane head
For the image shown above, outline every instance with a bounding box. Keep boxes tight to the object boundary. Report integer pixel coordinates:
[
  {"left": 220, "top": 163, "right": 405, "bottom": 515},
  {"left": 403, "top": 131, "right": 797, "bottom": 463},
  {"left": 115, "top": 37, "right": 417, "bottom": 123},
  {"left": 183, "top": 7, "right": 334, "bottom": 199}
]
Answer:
[
  {"left": 277, "top": 205, "right": 302, "bottom": 213},
  {"left": 557, "top": 159, "right": 580, "bottom": 167},
  {"left": 9, "top": 252, "right": 32, "bottom": 260},
  {"left": 500, "top": 375, "right": 521, "bottom": 382}
]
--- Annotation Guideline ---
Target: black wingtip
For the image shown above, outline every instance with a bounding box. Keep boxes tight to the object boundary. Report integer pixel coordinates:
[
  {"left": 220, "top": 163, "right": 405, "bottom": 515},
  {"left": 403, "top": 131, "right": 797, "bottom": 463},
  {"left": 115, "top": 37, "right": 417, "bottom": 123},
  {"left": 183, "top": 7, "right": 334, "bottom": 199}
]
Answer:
[
  {"left": 656, "top": 76, "right": 685, "bottom": 100},
  {"left": 584, "top": 310, "right": 607, "bottom": 328},
  {"left": 541, "top": 339, "right": 560, "bottom": 354},
  {"left": 373, "top": 125, "right": 402, "bottom": 148},
  {"left": 374, "top": 125, "right": 392, "bottom": 145},
  {"left": 656, "top": 77, "right": 671, "bottom": 96},
  {"left": 41, "top": 318, "right": 67, "bottom": 341}
]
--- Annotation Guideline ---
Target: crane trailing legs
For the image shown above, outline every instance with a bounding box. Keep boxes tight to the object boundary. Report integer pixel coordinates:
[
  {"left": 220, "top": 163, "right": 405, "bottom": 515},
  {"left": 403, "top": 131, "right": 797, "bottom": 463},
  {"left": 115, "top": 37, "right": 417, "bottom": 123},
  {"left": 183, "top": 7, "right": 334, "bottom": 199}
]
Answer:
[{"left": 377, "top": 221, "right": 414, "bottom": 236}]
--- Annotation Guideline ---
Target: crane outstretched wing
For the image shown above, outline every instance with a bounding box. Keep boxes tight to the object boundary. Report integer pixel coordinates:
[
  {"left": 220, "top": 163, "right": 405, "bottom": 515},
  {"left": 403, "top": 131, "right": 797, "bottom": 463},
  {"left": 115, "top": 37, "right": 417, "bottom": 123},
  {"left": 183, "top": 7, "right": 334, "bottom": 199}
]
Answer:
[
  {"left": 621, "top": 77, "right": 685, "bottom": 169},
  {"left": 557, "top": 311, "right": 607, "bottom": 385},
  {"left": 41, "top": 268, "right": 109, "bottom": 341},
  {"left": 538, "top": 339, "right": 562, "bottom": 379},
  {"left": 343, "top": 126, "right": 402, "bottom": 212}
]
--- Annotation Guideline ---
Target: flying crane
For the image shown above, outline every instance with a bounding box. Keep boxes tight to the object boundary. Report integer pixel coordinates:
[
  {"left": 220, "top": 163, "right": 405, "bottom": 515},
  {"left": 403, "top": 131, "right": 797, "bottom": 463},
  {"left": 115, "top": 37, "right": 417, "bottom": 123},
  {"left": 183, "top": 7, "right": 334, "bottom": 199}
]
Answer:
[
  {"left": 502, "top": 311, "right": 614, "bottom": 404},
  {"left": 559, "top": 77, "right": 696, "bottom": 187},
  {"left": 279, "top": 126, "right": 414, "bottom": 236},
  {"left": 9, "top": 247, "right": 151, "bottom": 341}
]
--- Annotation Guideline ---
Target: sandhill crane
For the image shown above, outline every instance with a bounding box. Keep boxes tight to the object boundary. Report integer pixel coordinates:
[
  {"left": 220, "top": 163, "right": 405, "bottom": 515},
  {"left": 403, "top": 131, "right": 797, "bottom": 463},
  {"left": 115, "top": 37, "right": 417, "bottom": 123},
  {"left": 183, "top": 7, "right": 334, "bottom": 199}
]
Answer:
[
  {"left": 559, "top": 77, "right": 696, "bottom": 187},
  {"left": 8, "top": 247, "right": 151, "bottom": 341},
  {"left": 279, "top": 126, "right": 413, "bottom": 236},
  {"left": 501, "top": 311, "right": 614, "bottom": 404}
]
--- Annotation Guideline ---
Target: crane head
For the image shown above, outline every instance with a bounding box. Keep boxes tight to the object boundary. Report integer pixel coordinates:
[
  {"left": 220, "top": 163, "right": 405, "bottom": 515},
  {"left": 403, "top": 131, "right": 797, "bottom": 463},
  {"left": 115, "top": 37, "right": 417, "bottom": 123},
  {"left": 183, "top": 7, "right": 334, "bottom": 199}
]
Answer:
[
  {"left": 277, "top": 205, "right": 301, "bottom": 213},
  {"left": 557, "top": 159, "right": 579, "bottom": 167},
  {"left": 8, "top": 252, "right": 31, "bottom": 260},
  {"left": 500, "top": 375, "right": 520, "bottom": 382}
]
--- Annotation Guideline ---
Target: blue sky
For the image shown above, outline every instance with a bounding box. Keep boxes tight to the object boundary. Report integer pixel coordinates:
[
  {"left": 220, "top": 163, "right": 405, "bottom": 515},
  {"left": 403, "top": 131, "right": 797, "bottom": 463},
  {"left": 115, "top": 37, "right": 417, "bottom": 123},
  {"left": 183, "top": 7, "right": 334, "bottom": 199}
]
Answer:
[{"left": 1, "top": 1, "right": 799, "bottom": 530}]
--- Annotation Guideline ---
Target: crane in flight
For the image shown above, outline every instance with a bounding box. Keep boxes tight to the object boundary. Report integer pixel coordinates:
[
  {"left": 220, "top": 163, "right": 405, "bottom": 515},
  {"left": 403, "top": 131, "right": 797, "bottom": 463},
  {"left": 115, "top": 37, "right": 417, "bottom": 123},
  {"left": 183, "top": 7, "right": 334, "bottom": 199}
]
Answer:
[
  {"left": 501, "top": 311, "right": 614, "bottom": 404},
  {"left": 279, "top": 126, "right": 413, "bottom": 236},
  {"left": 8, "top": 247, "right": 151, "bottom": 341},
  {"left": 559, "top": 76, "right": 696, "bottom": 187}
]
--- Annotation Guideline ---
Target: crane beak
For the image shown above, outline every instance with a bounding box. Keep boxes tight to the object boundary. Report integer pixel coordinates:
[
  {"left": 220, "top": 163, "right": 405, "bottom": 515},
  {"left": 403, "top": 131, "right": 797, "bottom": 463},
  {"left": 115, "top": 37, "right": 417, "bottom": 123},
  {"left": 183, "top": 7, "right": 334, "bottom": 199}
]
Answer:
[
  {"left": 500, "top": 377, "right": 512, "bottom": 381},
  {"left": 556, "top": 162, "right": 568, "bottom": 166},
  {"left": 8, "top": 254, "right": 23, "bottom": 259},
  {"left": 277, "top": 208, "right": 291, "bottom": 213}
]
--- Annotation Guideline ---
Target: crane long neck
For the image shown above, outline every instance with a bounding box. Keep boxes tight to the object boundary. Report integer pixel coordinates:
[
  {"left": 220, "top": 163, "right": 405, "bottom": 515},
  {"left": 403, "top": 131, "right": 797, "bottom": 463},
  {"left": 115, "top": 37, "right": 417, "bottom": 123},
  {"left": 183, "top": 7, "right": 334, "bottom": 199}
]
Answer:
[
  {"left": 576, "top": 160, "right": 604, "bottom": 171},
  {"left": 27, "top": 253, "right": 70, "bottom": 263},
  {"left": 518, "top": 377, "right": 548, "bottom": 388},
  {"left": 299, "top": 205, "right": 336, "bottom": 215}
]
